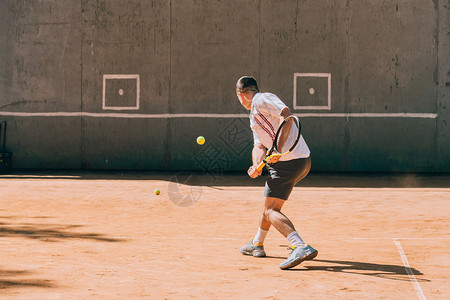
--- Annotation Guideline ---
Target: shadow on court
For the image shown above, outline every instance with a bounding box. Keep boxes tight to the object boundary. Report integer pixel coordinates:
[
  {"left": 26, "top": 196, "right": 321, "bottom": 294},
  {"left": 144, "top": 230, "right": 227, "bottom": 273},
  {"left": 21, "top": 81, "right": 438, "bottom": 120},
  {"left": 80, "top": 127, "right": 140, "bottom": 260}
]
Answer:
[
  {"left": 0, "top": 268, "right": 55, "bottom": 290},
  {"left": 0, "top": 221, "right": 125, "bottom": 243},
  {"left": 286, "top": 259, "right": 430, "bottom": 282},
  {"left": 1, "top": 170, "right": 449, "bottom": 188}
]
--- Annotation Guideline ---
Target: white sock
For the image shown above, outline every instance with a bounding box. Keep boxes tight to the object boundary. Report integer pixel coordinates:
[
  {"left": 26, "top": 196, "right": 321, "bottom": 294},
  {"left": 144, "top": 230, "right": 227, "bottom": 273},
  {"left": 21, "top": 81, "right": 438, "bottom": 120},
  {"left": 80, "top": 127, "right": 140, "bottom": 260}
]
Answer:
[
  {"left": 287, "top": 231, "right": 306, "bottom": 248},
  {"left": 252, "top": 228, "right": 268, "bottom": 245}
]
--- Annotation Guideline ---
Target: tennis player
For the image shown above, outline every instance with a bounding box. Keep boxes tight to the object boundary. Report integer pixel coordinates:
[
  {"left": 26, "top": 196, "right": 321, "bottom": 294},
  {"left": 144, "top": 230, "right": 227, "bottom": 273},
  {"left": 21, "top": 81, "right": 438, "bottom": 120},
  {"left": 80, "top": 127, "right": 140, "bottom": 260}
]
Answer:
[{"left": 236, "top": 76, "right": 318, "bottom": 270}]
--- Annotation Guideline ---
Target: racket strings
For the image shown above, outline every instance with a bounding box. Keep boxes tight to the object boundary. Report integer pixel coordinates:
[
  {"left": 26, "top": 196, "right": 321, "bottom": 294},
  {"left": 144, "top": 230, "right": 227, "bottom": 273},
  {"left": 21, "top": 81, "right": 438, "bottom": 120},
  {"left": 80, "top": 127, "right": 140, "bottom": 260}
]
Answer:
[{"left": 275, "top": 117, "right": 300, "bottom": 154}]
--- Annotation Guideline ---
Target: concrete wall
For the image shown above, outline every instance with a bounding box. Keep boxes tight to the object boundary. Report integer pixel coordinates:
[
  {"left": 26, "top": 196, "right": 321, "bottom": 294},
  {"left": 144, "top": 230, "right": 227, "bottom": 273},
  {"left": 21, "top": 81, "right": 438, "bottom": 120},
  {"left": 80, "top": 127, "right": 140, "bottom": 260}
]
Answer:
[{"left": 0, "top": 0, "right": 449, "bottom": 172}]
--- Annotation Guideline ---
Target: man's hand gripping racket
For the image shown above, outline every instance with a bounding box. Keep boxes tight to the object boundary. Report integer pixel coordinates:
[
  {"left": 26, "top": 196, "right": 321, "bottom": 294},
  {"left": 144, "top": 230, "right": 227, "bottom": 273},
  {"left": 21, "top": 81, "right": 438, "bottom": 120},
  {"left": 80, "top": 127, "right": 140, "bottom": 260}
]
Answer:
[{"left": 248, "top": 115, "right": 301, "bottom": 178}]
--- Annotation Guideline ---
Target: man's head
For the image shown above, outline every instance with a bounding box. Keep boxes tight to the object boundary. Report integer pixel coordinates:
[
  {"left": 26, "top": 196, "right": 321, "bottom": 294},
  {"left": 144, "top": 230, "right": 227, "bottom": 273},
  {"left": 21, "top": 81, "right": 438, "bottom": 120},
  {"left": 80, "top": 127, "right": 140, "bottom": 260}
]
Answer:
[{"left": 236, "top": 76, "right": 259, "bottom": 110}]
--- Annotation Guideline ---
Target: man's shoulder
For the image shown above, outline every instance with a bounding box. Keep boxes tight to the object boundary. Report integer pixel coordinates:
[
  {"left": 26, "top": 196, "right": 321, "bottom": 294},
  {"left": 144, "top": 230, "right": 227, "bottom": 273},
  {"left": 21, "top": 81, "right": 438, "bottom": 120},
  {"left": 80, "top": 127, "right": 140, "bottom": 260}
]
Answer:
[
  {"left": 255, "top": 92, "right": 278, "bottom": 98},
  {"left": 253, "top": 92, "right": 280, "bottom": 105},
  {"left": 254, "top": 92, "right": 286, "bottom": 110}
]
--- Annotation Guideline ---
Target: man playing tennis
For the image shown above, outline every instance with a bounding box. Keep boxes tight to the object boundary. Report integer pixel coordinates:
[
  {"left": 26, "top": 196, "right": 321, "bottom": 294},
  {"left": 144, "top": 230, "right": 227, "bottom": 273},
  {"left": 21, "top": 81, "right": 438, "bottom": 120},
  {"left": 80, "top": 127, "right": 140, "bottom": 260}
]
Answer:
[{"left": 236, "top": 76, "right": 318, "bottom": 270}]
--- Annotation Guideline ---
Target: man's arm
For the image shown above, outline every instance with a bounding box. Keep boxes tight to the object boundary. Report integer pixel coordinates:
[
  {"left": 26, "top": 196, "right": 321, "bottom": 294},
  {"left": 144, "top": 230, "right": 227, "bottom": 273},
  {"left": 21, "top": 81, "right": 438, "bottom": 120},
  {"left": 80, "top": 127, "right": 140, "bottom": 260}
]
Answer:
[
  {"left": 276, "top": 107, "right": 293, "bottom": 152},
  {"left": 252, "top": 143, "right": 266, "bottom": 166},
  {"left": 280, "top": 107, "right": 292, "bottom": 119},
  {"left": 266, "top": 107, "right": 294, "bottom": 164},
  {"left": 248, "top": 143, "right": 266, "bottom": 178}
]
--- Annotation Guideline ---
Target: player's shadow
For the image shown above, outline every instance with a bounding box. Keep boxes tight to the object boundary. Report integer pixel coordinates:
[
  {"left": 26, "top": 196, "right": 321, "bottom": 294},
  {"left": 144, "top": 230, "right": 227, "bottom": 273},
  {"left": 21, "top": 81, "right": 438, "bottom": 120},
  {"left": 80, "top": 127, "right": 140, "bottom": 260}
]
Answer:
[
  {"left": 0, "top": 268, "right": 55, "bottom": 290},
  {"left": 0, "top": 221, "right": 125, "bottom": 243},
  {"left": 287, "top": 259, "right": 430, "bottom": 282}
]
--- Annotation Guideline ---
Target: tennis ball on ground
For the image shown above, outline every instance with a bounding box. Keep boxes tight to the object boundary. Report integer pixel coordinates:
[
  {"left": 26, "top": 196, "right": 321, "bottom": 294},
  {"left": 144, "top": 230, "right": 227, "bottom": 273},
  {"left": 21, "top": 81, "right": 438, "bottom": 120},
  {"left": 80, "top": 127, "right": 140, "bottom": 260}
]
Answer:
[
  {"left": 154, "top": 189, "right": 160, "bottom": 195},
  {"left": 197, "top": 136, "right": 205, "bottom": 145}
]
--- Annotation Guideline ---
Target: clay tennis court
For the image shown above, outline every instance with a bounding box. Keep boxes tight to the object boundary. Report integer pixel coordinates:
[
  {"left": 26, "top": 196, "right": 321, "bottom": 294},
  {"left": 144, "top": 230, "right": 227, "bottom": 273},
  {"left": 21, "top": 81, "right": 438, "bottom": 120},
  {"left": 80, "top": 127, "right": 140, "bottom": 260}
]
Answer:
[{"left": 0, "top": 171, "right": 448, "bottom": 299}]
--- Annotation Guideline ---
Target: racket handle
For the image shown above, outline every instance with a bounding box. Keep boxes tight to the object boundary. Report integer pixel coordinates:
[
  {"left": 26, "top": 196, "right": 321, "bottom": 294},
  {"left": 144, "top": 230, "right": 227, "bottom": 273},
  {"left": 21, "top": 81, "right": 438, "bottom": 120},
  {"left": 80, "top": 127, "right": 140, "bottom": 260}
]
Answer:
[{"left": 256, "top": 160, "right": 267, "bottom": 172}]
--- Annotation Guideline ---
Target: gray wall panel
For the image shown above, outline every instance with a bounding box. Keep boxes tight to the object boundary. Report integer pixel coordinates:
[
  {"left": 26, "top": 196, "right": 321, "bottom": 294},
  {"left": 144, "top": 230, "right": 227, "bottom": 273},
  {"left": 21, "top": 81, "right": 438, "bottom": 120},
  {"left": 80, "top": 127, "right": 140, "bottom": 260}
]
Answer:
[
  {"left": 3, "top": 117, "right": 81, "bottom": 169},
  {"left": 81, "top": 118, "right": 168, "bottom": 170},
  {"left": 1, "top": 1, "right": 81, "bottom": 113},
  {"left": 0, "top": 0, "right": 448, "bottom": 172}
]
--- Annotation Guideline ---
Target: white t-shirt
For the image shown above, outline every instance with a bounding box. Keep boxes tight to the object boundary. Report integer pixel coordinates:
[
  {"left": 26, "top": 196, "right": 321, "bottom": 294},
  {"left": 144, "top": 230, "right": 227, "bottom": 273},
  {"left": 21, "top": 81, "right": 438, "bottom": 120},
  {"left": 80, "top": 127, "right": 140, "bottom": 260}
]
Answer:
[{"left": 249, "top": 92, "right": 310, "bottom": 161}]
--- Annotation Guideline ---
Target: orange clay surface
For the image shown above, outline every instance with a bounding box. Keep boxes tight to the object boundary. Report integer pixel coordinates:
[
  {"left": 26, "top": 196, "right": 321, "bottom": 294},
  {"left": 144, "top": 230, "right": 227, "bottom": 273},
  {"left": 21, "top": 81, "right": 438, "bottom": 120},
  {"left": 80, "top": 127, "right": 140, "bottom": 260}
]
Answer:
[{"left": 0, "top": 171, "right": 449, "bottom": 299}]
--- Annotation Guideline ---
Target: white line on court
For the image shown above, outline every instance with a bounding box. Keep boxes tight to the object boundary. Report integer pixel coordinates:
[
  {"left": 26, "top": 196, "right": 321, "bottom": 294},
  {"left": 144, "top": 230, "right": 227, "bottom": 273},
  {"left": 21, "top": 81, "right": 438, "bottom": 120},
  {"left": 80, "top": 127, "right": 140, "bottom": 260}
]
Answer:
[
  {"left": 393, "top": 239, "right": 426, "bottom": 300},
  {"left": 0, "top": 112, "right": 438, "bottom": 118}
]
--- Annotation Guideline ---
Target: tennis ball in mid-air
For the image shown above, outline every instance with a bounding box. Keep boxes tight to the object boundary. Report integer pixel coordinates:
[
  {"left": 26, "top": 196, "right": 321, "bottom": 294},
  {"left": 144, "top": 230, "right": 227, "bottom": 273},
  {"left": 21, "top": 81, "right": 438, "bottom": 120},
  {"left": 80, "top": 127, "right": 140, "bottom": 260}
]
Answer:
[
  {"left": 197, "top": 136, "right": 205, "bottom": 145},
  {"left": 154, "top": 189, "right": 160, "bottom": 195}
]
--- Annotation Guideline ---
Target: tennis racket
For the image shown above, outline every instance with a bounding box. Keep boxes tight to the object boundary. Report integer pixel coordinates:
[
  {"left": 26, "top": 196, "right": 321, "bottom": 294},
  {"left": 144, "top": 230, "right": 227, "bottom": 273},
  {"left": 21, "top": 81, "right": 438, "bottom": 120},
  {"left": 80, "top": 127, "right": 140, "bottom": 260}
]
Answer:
[{"left": 256, "top": 115, "right": 301, "bottom": 172}]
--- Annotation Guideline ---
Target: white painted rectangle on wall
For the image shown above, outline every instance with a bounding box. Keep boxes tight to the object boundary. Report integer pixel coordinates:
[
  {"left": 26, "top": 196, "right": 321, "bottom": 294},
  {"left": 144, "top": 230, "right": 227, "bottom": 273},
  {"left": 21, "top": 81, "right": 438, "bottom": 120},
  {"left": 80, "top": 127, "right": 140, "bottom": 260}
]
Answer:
[
  {"left": 102, "top": 74, "right": 140, "bottom": 110},
  {"left": 293, "top": 73, "right": 331, "bottom": 110}
]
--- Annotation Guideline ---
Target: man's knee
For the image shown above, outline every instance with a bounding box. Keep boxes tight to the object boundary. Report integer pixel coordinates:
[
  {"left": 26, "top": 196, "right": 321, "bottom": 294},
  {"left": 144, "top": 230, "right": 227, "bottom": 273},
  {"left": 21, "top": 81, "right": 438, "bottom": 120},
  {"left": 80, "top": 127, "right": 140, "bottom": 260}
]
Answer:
[{"left": 263, "top": 207, "right": 280, "bottom": 219}]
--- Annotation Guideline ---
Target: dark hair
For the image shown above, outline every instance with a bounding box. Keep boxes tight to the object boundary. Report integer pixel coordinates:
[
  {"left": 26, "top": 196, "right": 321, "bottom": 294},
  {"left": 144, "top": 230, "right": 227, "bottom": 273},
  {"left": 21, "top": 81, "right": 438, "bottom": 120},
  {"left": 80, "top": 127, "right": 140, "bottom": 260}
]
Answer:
[{"left": 236, "top": 76, "right": 259, "bottom": 92}]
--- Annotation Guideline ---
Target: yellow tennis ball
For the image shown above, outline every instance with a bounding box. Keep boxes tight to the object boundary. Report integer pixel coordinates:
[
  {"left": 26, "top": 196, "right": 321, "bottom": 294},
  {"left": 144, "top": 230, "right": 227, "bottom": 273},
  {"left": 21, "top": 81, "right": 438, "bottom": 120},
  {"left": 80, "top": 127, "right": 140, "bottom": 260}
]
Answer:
[
  {"left": 197, "top": 136, "right": 205, "bottom": 145},
  {"left": 154, "top": 189, "right": 160, "bottom": 195}
]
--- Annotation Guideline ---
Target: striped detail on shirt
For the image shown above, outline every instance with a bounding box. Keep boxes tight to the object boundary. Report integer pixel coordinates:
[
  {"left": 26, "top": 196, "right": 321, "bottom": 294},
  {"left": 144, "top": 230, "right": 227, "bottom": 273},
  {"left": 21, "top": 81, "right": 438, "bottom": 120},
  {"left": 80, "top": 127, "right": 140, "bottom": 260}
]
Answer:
[{"left": 255, "top": 111, "right": 276, "bottom": 141}]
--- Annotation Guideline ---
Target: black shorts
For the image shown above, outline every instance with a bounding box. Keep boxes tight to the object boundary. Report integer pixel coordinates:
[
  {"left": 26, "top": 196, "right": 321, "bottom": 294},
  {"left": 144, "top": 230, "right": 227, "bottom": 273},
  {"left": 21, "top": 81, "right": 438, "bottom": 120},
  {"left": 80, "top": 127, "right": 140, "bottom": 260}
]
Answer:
[{"left": 264, "top": 156, "right": 311, "bottom": 200}]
